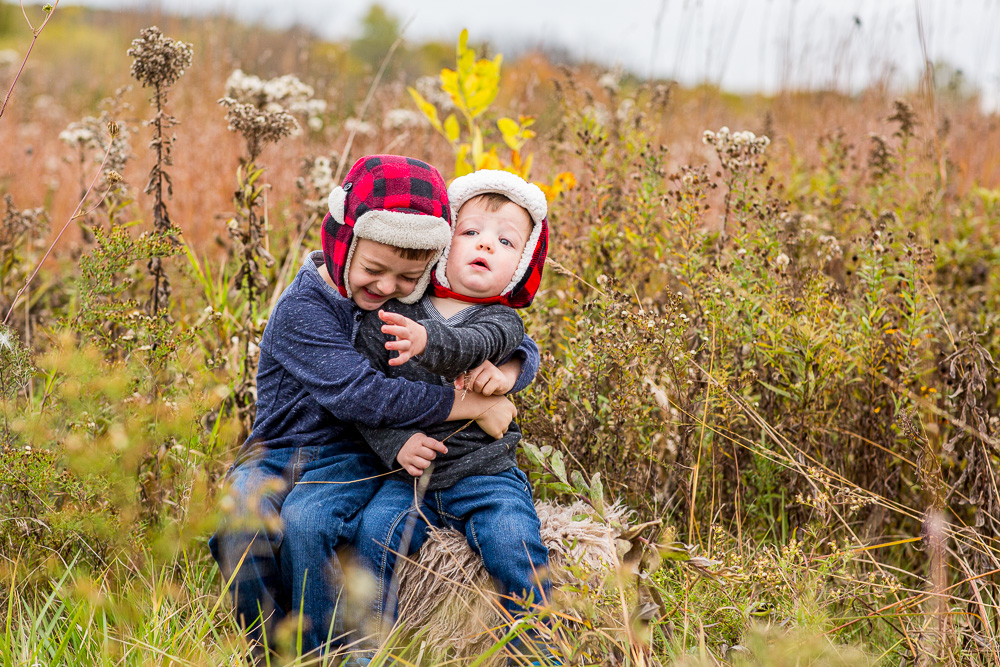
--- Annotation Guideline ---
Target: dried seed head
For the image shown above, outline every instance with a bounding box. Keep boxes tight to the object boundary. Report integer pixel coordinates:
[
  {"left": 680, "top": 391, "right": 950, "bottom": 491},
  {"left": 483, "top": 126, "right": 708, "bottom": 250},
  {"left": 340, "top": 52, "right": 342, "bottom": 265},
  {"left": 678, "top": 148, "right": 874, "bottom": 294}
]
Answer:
[
  {"left": 106, "top": 170, "right": 123, "bottom": 185},
  {"left": 108, "top": 120, "right": 120, "bottom": 137},
  {"left": 128, "top": 26, "right": 193, "bottom": 90},
  {"left": 888, "top": 98, "right": 918, "bottom": 139}
]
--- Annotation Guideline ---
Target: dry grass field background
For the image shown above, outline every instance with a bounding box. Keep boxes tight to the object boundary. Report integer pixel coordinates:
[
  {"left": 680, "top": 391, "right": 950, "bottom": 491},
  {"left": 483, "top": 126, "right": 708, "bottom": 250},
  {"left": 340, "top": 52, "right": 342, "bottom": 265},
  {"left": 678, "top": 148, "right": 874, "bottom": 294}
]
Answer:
[{"left": 1, "top": 2, "right": 998, "bottom": 665}]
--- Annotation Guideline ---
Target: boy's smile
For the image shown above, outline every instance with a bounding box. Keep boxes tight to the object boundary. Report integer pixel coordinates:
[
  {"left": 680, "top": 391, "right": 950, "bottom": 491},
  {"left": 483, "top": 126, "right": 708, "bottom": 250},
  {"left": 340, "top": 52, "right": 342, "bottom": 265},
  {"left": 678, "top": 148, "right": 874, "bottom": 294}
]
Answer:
[
  {"left": 347, "top": 238, "right": 430, "bottom": 310},
  {"left": 444, "top": 199, "right": 533, "bottom": 299}
]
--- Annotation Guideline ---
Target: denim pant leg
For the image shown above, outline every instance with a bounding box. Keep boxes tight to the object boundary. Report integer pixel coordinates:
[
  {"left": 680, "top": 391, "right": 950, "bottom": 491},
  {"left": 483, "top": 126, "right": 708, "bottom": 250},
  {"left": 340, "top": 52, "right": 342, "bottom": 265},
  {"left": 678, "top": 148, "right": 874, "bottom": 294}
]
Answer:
[
  {"left": 279, "top": 447, "right": 384, "bottom": 656},
  {"left": 439, "top": 467, "right": 551, "bottom": 620},
  {"left": 354, "top": 478, "right": 438, "bottom": 645},
  {"left": 209, "top": 446, "right": 298, "bottom": 643}
]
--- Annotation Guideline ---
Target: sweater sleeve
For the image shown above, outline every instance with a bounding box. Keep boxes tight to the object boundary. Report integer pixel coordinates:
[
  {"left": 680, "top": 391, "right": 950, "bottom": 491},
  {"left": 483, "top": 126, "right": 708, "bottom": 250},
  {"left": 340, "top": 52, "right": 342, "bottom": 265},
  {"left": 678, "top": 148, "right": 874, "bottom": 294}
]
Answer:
[
  {"left": 507, "top": 333, "right": 539, "bottom": 394},
  {"left": 356, "top": 424, "right": 416, "bottom": 469},
  {"left": 415, "top": 306, "right": 525, "bottom": 380},
  {"left": 266, "top": 294, "right": 454, "bottom": 429}
]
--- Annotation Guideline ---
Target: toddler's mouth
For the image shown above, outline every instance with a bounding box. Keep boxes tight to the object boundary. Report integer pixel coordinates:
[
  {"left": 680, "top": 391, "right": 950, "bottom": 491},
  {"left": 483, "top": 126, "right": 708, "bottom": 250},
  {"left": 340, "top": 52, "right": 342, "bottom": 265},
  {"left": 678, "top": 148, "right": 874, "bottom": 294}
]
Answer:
[{"left": 471, "top": 258, "right": 490, "bottom": 269}]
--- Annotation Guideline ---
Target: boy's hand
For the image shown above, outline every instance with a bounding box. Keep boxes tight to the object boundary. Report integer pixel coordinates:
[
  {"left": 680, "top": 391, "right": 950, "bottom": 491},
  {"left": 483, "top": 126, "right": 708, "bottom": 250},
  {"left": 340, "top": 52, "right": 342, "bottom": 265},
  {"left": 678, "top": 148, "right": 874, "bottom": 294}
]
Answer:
[
  {"left": 456, "top": 360, "right": 515, "bottom": 396},
  {"left": 473, "top": 397, "right": 517, "bottom": 439},
  {"left": 379, "top": 310, "right": 428, "bottom": 366},
  {"left": 396, "top": 433, "right": 447, "bottom": 477}
]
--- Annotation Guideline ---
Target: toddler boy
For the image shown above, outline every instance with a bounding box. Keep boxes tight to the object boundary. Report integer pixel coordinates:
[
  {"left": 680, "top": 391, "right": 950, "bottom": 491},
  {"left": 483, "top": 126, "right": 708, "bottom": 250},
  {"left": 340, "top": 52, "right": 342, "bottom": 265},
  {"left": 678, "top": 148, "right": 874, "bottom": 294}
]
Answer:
[{"left": 352, "top": 170, "right": 555, "bottom": 663}]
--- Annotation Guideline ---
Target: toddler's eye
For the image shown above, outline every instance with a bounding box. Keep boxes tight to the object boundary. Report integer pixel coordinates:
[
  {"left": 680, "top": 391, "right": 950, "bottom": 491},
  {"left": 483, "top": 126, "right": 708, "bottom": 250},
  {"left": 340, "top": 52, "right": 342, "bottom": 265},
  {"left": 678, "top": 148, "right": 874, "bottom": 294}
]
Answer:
[
  {"left": 364, "top": 267, "right": 381, "bottom": 275},
  {"left": 500, "top": 238, "right": 513, "bottom": 247},
  {"left": 400, "top": 275, "right": 419, "bottom": 283},
  {"left": 462, "top": 229, "right": 478, "bottom": 236}
]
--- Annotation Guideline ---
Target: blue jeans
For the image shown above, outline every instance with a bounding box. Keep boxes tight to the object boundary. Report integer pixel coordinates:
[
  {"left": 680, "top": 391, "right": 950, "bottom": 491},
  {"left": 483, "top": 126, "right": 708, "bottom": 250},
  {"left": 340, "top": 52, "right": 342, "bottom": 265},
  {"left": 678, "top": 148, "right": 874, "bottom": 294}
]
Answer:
[
  {"left": 209, "top": 443, "right": 382, "bottom": 655},
  {"left": 354, "top": 467, "right": 551, "bottom": 645}
]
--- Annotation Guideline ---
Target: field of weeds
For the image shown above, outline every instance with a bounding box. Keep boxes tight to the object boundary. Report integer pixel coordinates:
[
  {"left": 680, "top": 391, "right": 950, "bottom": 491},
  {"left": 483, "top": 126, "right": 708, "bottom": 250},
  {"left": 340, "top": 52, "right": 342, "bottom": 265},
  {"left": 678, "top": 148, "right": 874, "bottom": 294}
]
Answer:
[{"left": 0, "top": 3, "right": 998, "bottom": 665}]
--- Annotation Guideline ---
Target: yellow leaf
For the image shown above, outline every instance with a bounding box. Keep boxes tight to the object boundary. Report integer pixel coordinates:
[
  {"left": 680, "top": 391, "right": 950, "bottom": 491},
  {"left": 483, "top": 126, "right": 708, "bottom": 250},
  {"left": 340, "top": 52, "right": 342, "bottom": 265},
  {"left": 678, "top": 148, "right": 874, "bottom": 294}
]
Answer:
[
  {"left": 466, "top": 55, "right": 502, "bottom": 118},
  {"left": 440, "top": 68, "right": 461, "bottom": 110},
  {"left": 444, "top": 114, "right": 460, "bottom": 143},
  {"left": 555, "top": 171, "right": 577, "bottom": 190},
  {"left": 407, "top": 87, "right": 443, "bottom": 133},
  {"left": 477, "top": 147, "right": 502, "bottom": 171},
  {"left": 472, "top": 126, "right": 484, "bottom": 166},
  {"left": 456, "top": 29, "right": 475, "bottom": 86},
  {"left": 521, "top": 152, "right": 534, "bottom": 179},
  {"left": 455, "top": 144, "right": 473, "bottom": 177},
  {"left": 497, "top": 117, "right": 521, "bottom": 151}
]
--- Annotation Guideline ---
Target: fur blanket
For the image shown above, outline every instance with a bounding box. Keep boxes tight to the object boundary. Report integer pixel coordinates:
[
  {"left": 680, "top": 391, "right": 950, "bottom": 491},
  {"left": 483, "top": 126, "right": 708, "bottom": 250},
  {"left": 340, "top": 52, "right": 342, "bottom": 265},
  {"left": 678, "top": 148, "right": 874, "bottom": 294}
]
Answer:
[{"left": 390, "top": 500, "right": 630, "bottom": 660}]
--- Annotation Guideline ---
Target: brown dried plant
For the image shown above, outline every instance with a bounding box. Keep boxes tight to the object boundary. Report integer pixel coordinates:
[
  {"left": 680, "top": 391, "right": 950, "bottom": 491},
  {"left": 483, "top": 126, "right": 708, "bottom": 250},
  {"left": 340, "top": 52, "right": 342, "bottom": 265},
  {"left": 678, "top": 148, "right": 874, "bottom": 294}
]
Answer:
[
  {"left": 216, "top": 69, "right": 324, "bottom": 437},
  {"left": 128, "top": 26, "right": 193, "bottom": 316}
]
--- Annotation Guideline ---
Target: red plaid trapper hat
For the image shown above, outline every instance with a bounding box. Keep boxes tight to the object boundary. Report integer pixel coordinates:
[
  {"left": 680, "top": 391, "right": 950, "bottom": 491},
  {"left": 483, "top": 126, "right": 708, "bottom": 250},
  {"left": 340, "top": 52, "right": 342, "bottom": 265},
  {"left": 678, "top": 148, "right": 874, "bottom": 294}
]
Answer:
[
  {"left": 432, "top": 170, "right": 549, "bottom": 309},
  {"left": 321, "top": 155, "right": 452, "bottom": 304}
]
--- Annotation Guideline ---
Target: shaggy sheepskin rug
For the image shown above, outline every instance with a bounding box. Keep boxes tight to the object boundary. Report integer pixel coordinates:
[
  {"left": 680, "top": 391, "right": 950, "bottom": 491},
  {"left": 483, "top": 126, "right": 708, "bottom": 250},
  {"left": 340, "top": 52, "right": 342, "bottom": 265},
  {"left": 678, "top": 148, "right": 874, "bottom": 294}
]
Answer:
[{"left": 388, "top": 500, "right": 630, "bottom": 661}]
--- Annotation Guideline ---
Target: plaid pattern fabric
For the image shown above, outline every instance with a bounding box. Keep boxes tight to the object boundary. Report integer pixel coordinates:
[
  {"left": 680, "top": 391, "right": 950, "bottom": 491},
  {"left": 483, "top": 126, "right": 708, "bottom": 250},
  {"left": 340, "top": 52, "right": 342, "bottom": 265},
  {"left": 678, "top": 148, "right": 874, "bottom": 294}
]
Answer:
[
  {"left": 321, "top": 212, "right": 355, "bottom": 298},
  {"left": 321, "top": 155, "right": 451, "bottom": 298},
  {"left": 431, "top": 216, "right": 549, "bottom": 309},
  {"left": 344, "top": 155, "right": 450, "bottom": 228}
]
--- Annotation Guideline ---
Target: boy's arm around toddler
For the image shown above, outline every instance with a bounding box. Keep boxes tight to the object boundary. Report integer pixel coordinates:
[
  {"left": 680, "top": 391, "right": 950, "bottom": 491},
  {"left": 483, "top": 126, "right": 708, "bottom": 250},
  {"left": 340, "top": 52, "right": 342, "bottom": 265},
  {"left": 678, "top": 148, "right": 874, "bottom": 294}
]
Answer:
[{"left": 262, "top": 289, "right": 455, "bottom": 429}]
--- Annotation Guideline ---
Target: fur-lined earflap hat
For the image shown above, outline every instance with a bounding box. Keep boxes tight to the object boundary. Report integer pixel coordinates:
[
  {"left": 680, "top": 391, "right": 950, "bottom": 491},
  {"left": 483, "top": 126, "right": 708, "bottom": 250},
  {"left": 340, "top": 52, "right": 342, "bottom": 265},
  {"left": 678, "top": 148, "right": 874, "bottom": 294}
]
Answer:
[
  {"left": 432, "top": 169, "right": 548, "bottom": 308},
  {"left": 321, "top": 155, "right": 452, "bottom": 304}
]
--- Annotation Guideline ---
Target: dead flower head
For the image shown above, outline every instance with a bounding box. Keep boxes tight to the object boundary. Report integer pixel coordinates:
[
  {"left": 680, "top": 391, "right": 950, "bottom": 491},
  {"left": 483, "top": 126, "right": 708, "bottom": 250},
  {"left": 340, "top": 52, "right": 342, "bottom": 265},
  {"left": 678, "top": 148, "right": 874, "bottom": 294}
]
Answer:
[
  {"left": 218, "top": 98, "right": 299, "bottom": 159},
  {"left": 702, "top": 126, "right": 771, "bottom": 173},
  {"left": 128, "top": 26, "right": 193, "bottom": 90}
]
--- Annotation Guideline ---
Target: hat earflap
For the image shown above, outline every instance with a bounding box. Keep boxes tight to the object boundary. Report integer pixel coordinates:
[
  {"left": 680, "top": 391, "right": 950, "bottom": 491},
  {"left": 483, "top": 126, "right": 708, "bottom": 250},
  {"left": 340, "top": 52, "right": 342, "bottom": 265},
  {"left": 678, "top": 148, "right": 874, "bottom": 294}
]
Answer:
[{"left": 328, "top": 186, "right": 348, "bottom": 224}]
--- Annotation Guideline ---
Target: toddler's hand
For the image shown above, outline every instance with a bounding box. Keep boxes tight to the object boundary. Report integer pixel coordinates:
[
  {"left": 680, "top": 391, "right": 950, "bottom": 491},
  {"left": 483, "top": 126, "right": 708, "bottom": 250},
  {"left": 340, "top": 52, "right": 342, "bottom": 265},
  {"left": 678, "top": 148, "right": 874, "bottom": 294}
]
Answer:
[
  {"left": 396, "top": 433, "right": 447, "bottom": 477},
  {"left": 456, "top": 360, "right": 514, "bottom": 396},
  {"left": 379, "top": 310, "right": 428, "bottom": 366},
  {"left": 474, "top": 397, "right": 517, "bottom": 439}
]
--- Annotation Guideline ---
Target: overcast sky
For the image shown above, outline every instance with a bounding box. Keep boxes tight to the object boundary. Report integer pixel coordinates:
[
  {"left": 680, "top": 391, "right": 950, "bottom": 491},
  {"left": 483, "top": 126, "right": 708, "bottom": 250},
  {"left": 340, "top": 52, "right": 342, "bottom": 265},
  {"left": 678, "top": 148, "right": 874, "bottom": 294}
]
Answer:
[{"left": 60, "top": 0, "right": 1000, "bottom": 110}]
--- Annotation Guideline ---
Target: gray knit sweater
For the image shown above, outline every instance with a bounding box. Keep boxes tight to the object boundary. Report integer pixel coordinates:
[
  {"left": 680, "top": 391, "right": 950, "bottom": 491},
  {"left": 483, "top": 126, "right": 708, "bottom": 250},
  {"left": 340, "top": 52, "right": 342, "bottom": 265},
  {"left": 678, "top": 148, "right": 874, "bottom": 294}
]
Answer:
[{"left": 354, "top": 298, "right": 525, "bottom": 490}]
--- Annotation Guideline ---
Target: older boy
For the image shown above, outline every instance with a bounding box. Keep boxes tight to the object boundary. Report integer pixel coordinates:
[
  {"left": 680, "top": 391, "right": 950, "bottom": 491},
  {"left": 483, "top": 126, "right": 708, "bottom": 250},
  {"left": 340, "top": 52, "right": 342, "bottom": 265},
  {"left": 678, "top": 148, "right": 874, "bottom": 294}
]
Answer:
[{"left": 209, "top": 157, "right": 536, "bottom": 658}]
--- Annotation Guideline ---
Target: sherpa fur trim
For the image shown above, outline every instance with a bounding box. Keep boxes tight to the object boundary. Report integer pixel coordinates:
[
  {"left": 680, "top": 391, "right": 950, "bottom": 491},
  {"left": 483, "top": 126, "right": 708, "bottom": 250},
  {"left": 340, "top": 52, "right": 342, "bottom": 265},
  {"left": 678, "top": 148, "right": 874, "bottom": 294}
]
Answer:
[
  {"left": 433, "top": 170, "right": 548, "bottom": 307},
  {"left": 328, "top": 186, "right": 348, "bottom": 223},
  {"left": 448, "top": 169, "right": 547, "bottom": 229},
  {"left": 346, "top": 210, "right": 451, "bottom": 303}
]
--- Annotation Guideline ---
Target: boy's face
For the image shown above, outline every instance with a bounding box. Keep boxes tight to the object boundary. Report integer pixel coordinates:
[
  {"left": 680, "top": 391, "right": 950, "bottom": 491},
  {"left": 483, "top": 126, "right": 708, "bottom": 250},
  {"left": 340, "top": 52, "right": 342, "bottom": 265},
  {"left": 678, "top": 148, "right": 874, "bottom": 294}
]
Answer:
[
  {"left": 347, "top": 238, "right": 431, "bottom": 310},
  {"left": 444, "top": 199, "right": 533, "bottom": 299}
]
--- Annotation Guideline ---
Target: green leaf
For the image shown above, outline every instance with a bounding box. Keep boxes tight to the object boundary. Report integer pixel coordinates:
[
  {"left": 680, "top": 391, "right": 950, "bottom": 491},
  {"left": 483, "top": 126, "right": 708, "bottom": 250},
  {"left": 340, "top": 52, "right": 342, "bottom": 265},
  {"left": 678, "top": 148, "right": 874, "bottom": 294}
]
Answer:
[
  {"left": 589, "top": 472, "right": 606, "bottom": 518},
  {"left": 550, "top": 450, "right": 569, "bottom": 485},
  {"left": 521, "top": 441, "right": 543, "bottom": 467},
  {"left": 758, "top": 379, "right": 792, "bottom": 399},
  {"left": 570, "top": 469, "right": 590, "bottom": 493}
]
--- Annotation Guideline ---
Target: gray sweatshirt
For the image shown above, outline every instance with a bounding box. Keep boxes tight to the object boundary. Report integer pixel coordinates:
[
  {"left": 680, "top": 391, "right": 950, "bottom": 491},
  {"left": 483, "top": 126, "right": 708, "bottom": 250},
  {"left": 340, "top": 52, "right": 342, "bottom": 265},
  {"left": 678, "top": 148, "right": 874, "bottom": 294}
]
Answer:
[{"left": 354, "top": 298, "right": 525, "bottom": 490}]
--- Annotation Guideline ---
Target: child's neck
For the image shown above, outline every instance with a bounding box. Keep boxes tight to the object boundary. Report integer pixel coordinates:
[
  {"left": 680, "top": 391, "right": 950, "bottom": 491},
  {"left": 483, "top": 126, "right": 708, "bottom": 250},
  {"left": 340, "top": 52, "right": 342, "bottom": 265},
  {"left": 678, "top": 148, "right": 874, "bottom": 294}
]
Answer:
[{"left": 429, "top": 294, "right": 475, "bottom": 318}]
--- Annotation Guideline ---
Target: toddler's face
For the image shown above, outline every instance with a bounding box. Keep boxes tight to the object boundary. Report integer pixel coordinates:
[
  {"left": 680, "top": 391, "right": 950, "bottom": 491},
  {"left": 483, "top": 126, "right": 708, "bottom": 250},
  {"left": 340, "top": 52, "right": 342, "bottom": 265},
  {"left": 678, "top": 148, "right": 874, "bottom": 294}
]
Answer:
[
  {"left": 347, "top": 238, "right": 430, "bottom": 310},
  {"left": 444, "top": 199, "right": 533, "bottom": 299}
]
